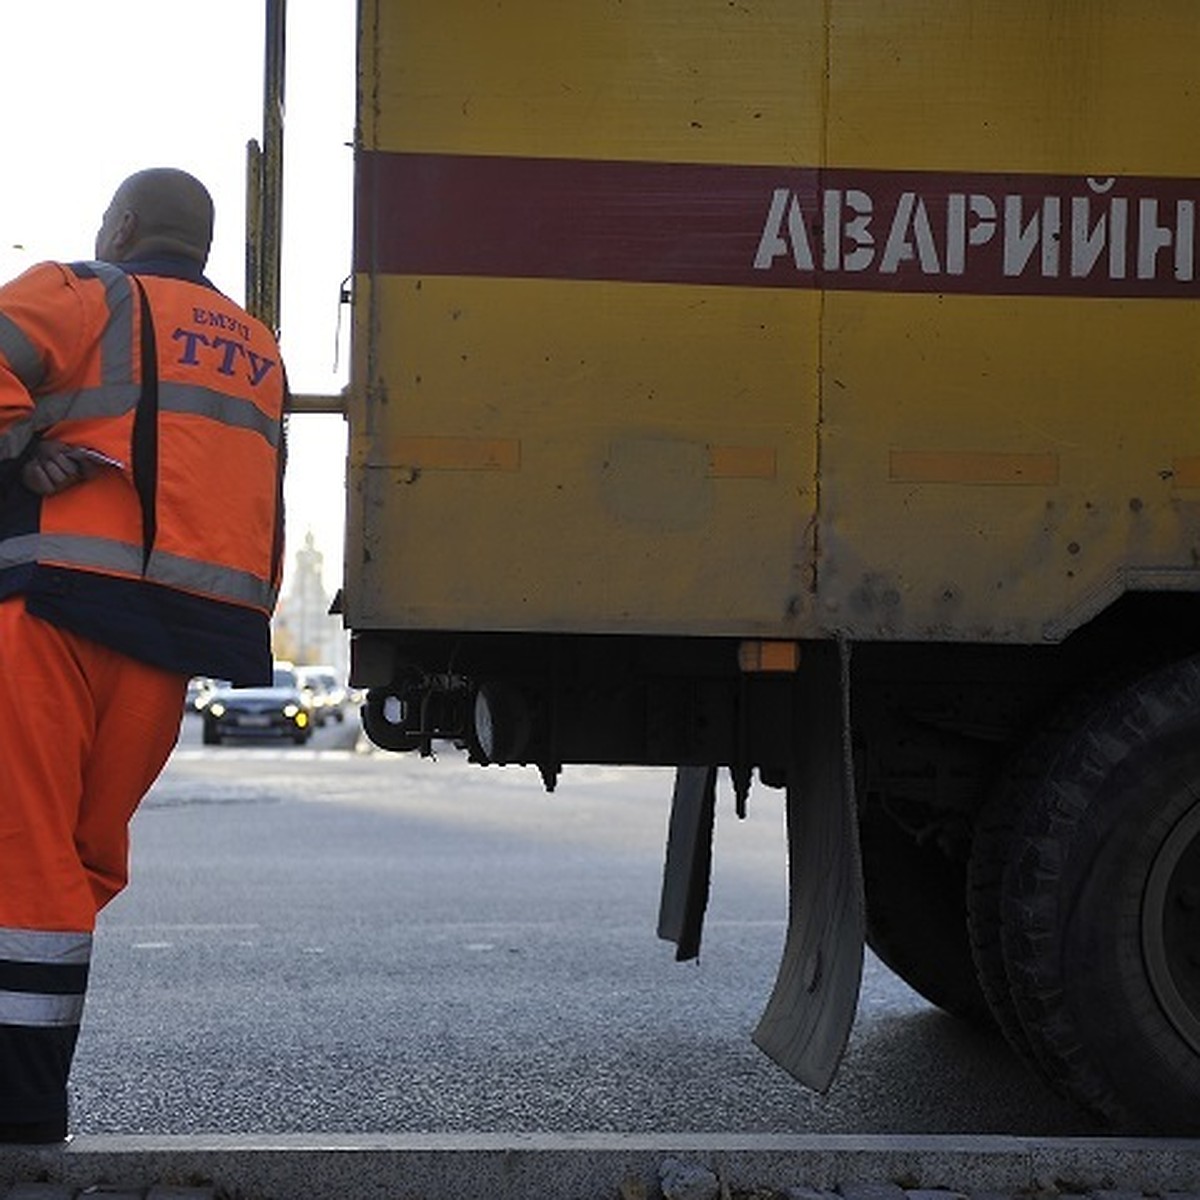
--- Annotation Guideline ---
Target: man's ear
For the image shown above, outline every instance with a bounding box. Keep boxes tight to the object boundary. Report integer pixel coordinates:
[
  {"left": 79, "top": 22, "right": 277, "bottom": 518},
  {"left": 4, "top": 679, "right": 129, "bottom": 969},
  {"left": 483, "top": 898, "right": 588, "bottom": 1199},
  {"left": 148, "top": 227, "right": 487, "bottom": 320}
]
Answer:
[{"left": 113, "top": 210, "right": 138, "bottom": 253}]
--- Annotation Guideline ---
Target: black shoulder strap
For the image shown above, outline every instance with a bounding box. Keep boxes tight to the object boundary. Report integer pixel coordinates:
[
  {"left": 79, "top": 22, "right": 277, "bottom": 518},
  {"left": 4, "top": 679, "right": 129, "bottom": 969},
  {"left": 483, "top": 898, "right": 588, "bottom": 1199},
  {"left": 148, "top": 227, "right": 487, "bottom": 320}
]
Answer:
[
  {"left": 271, "top": 366, "right": 290, "bottom": 590},
  {"left": 129, "top": 275, "right": 159, "bottom": 573}
]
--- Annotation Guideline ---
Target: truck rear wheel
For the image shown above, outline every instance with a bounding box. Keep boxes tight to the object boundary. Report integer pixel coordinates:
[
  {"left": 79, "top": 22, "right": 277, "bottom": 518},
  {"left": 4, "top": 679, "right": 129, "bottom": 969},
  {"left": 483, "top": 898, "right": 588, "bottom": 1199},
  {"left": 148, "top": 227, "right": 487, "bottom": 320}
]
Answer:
[
  {"left": 966, "top": 704, "right": 1095, "bottom": 1071},
  {"left": 998, "top": 656, "right": 1200, "bottom": 1132},
  {"left": 859, "top": 800, "right": 993, "bottom": 1026}
]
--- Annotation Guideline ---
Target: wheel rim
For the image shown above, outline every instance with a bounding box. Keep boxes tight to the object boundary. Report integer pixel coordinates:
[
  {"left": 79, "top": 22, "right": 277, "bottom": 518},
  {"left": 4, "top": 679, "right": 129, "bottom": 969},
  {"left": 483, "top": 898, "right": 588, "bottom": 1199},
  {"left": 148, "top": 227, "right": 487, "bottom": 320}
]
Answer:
[{"left": 1143, "top": 797, "right": 1200, "bottom": 1056}]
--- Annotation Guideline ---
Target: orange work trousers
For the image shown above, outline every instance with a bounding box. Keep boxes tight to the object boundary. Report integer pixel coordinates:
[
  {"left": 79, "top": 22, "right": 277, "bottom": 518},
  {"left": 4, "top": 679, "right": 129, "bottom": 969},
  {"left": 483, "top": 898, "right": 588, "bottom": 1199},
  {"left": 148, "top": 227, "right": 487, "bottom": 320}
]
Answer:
[{"left": 0, "top": 595, "right": 186, "bottom": 1126}]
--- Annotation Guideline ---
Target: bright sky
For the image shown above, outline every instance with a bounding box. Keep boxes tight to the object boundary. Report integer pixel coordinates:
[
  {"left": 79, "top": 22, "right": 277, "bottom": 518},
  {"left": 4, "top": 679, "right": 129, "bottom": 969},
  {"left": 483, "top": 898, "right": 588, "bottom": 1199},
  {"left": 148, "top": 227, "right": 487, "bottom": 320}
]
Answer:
[{"left": 0, "top": 1, "right": 355, "bottom": 593}]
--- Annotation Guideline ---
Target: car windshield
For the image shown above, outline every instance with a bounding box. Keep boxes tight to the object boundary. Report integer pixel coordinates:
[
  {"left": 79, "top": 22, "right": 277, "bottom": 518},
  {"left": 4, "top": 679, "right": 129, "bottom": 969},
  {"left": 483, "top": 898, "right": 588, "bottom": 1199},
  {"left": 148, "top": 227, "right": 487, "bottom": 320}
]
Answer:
[{"left": 273, "top": 666, "right": 297, "bottom": 688}]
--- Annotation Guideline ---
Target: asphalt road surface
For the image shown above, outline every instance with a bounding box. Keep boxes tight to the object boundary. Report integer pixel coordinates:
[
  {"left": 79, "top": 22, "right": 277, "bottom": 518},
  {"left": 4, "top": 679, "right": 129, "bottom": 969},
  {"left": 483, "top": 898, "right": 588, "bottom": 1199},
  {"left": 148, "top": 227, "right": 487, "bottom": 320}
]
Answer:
[{"left": 68, "top": 710, "right": 1091, "bottom": 1137}]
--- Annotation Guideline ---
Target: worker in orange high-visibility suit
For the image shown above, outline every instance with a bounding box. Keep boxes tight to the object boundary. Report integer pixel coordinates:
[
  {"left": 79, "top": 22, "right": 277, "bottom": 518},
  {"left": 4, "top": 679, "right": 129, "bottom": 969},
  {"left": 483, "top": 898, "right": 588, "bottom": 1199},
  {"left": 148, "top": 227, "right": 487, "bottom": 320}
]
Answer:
[{"left": 0, "top": 168, "right": 287, "bottom": 1142}]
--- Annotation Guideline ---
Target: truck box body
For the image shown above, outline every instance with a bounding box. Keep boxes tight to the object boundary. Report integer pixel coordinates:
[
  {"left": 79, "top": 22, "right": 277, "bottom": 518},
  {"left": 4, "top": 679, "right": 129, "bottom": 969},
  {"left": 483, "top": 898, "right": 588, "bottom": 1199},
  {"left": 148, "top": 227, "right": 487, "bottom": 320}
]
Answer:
[
  {"left": 347, "top": 0, "right": 1200, "bottom": 646},
  {"left": 341, "top": 1, "right": 1200, "bottom": 1129}
]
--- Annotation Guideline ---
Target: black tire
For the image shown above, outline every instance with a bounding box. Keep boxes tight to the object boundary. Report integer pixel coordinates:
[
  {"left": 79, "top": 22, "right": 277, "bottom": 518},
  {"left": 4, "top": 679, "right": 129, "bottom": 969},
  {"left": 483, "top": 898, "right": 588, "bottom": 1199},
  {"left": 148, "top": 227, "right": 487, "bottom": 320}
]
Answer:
[
  {"left": 999, "top": 655, "right": 1200, "bottom": 1132},
  {"left": 202, "top": 722, "right": 221, "bottom": 746},
  {"left": 965, "top": 752, "right": 1042, "bottom": 1069},
  {"left": 859, "top": 799, "right": 993, "bottom": 1026},
  {"left": 967, "top": 698, "right": 1097, "bottom": 1070}
]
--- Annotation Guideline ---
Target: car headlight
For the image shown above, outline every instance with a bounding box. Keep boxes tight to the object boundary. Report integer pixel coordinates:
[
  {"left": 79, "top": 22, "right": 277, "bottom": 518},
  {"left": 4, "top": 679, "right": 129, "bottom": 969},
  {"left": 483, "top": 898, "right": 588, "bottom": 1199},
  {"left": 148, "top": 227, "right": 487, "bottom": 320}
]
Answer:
[
  {"left": 209, "top": 702, "right": 226, "bottom": 718},
  {"left": 283, "top": 703, "right": 299, "bottom": 718}
]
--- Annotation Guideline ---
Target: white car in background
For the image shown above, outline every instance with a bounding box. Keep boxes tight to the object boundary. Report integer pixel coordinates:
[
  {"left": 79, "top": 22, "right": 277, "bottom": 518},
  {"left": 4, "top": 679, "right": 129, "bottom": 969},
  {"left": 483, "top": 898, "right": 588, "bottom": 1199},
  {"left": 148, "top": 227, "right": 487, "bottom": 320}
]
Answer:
[
  {"left": 185, "top": 676, "right": 228, "bottom": 713},
  {"left": 296, "top": 665, "right": 349, "bottom": 725}
]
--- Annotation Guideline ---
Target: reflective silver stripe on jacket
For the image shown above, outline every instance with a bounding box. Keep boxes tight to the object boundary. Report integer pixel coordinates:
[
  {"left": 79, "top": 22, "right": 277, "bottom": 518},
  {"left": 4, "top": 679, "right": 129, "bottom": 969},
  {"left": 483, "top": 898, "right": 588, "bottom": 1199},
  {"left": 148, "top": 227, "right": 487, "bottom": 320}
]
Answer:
[
  {"left": 0, "top": 532, "right": 276, "bottom": 610},
  {"left": 0, "top": 382, "right": 142, "bottom": 461},
  {"left": 36, "top": 383, "right": 141, "bottom": 424},
  {"left": 0, "top": 989, "right": 86, "bottom": 1028},
  {"left": 0, "top": 310, "right": 43, "bottom": 390},
  {"left": 0, "top": 391, "right": 98, "bottom": 462},
  {"left": 0, "top": 532, "right": 141, "bottom": 574},
  {"left": 161, "top": 383, "right": 282, "bottom": 448},
  {"left": 1, "top": 381, "right": 278, "bottom": 451},
  {"left": 87, "top": 261, "right": 135, "bottom": 386},
  {"left": 0, "top": 418, "right": 35, "bottom": 461},
  {"left": 0, "top": 928, "right": 92, "bottom": 965},
  {"left": 147, "top": 547, "right": 277, "bottom": 609}
]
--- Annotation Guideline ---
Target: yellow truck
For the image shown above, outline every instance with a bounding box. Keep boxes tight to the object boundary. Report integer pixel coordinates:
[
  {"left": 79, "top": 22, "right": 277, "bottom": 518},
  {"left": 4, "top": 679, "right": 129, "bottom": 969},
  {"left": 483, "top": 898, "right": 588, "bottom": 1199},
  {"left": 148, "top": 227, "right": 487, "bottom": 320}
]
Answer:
[{"left": 338, "top": 0, "right": 1200, "bottom": 1131}]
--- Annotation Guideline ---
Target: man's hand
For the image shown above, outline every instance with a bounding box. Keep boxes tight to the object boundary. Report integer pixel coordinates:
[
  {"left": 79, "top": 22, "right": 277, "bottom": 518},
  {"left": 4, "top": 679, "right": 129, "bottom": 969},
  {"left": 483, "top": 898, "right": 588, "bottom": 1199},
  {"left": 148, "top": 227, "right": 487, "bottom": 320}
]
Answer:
[{"left": 20, "top": 440, "right": 102, "bottom": 496}]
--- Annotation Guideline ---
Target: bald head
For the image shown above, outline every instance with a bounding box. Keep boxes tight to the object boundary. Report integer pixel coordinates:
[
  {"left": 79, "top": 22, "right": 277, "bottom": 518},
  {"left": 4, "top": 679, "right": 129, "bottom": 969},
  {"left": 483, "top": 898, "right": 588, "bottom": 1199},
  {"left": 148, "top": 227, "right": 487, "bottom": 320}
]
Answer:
[{"left": 95, "top": 168, "right": 214, "bottom": 266}]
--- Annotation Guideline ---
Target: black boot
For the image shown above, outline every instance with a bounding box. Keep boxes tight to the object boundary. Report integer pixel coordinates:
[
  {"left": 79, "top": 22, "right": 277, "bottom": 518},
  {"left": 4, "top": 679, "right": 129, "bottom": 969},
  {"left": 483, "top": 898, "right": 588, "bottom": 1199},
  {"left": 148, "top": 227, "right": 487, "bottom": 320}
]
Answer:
[{"left": 0, "top": 1116, "right": 68, "bottom": 1144}]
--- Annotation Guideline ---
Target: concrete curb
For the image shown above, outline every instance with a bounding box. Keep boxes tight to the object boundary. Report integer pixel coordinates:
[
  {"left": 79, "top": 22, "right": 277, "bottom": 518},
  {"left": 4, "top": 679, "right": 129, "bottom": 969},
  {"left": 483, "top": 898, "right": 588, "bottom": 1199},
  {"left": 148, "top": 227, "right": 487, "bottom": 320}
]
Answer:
[{"left": 2, "top": 1134, "right": 1199, "bottom": 1200}]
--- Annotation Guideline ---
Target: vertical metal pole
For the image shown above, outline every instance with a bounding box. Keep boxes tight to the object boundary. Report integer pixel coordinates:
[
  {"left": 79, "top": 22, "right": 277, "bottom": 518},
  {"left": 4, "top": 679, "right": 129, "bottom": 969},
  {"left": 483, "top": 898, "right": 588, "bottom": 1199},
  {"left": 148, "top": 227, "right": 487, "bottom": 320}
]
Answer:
[
  {"left": 247, "top": 0, "right": 286, "bottom": 334},
  {"left": 244, "top": 138, "right": 263, "bottom": 316},
  {"left": 261, "top": 0, "right": 286, "bottom": 337}
]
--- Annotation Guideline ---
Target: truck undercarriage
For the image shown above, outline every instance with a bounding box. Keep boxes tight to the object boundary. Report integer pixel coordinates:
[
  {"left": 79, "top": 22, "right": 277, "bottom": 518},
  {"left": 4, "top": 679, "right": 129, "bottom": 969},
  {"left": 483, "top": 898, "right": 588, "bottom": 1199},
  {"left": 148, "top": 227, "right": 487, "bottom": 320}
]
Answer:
[{"left": 354, "top": 590, "right": 1200, "bottom": 1130}]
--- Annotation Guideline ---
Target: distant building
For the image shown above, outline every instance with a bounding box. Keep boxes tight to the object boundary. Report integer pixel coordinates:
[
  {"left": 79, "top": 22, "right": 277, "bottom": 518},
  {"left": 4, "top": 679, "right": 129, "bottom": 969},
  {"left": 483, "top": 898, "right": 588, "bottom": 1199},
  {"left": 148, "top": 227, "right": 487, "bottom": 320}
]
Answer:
[{"left": 272, "top": 530, "right": 348, "bottom": 676}]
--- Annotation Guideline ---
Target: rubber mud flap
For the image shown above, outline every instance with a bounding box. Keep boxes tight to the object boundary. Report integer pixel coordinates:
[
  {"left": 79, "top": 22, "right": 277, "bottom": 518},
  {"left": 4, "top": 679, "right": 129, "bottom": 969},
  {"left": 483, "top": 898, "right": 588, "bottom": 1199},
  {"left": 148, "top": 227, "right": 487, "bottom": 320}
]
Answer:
[
  {"left": 752, "top": 640, "right": 865, "bottom": 1092},
  {"left": 657, "top": 765, "right": 718, "bottom": 961}
]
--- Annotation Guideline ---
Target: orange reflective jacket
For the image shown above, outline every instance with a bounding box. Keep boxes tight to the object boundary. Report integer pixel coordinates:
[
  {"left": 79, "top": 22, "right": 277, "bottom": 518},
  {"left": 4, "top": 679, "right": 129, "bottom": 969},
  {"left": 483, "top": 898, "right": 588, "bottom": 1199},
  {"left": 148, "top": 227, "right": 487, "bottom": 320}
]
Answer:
[{"left": 0, "top": 258, "right": 286, "bottom": 684}]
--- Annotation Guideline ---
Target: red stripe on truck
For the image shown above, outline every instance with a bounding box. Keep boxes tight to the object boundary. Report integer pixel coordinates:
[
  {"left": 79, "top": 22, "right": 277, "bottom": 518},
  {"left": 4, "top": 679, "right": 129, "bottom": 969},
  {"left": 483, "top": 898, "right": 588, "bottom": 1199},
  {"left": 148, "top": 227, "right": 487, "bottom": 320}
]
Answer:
[{"left": 355, "top": 150, "right": 1200, "bottom": 299}]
